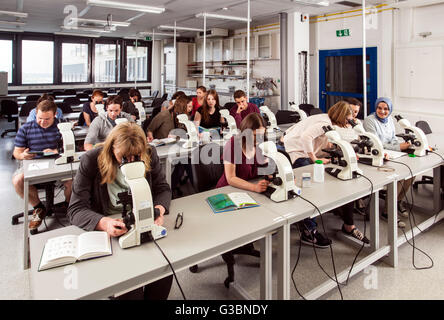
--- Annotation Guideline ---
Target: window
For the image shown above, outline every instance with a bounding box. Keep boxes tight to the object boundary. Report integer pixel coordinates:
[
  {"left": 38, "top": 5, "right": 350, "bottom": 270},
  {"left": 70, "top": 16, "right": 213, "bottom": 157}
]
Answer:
[
  {"left": 22, "top": 39, "right": 54, "bottom": 84},
  {"left": 62, "top": 42, "right": 89, "bottom": 82},
  {"left": 0, "top": 40, "right": 13, "bottom": 83},
  {"left": 126, "top": 45, "right": 147, "bottom": 81},
  {"left": 95, "top": 43, "right": 120, "bottom": 82}
]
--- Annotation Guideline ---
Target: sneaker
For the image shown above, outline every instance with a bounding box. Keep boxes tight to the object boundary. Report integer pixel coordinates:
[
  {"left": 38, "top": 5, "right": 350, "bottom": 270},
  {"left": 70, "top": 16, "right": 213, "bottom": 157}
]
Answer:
[
  {"left": 29, "top": 207, "right": 47, "bottom": 231},
  {"left": 300, "top": 229, "right": 332, "bottom": 248},
  {"left": 342, "top": 225, "right": 370, "bottom": 244},
  {"left": 381, "top": 212, "right": 406, "bottom": 228},
  {"left": 397, "top": 201, "right": 409, "bottom": 218}
]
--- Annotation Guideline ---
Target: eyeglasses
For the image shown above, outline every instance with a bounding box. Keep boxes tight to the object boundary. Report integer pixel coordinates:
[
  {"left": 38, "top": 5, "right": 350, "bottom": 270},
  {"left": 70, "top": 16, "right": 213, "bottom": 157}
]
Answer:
[{"left": 174, "top": 212, "right": 183, "bottom": 229}]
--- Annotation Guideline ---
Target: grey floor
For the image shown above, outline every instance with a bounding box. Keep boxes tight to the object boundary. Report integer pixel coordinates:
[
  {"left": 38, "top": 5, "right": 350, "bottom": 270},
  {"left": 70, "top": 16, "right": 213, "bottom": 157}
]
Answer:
[{"left": 1, "top": 118, "right": 443, "bottom": 300}]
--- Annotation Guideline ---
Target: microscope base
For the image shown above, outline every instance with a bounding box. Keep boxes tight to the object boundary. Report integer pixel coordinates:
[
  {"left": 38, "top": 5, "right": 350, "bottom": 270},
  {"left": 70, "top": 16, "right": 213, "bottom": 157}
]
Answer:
[
  {"left": 325, "top": 167, "right": 360, "bottom": 181},
  {"left": 54, "top": 153, "right": 81, "bottom": 165},
  {"left": 262, "top": 186, "right": 300, "bottom": 203}
]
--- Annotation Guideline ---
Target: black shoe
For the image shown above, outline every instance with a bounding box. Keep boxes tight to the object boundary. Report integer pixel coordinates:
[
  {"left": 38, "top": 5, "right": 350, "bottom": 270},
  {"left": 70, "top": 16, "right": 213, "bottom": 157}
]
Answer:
[
  {"left": 342, "top": 225, "right": 370, "bottom": 244},
  {"left": 398, "top": 201, "right": 409, "bottom": 218},
  {"left": 300, "top": 229, "right": 332, "bottom": 248}
]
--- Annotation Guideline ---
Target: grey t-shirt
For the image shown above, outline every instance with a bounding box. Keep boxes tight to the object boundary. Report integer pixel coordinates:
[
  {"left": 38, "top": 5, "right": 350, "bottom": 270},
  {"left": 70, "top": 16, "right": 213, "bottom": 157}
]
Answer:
[{"left": 106, "top": 169, "right": 131, "bottom": 216}]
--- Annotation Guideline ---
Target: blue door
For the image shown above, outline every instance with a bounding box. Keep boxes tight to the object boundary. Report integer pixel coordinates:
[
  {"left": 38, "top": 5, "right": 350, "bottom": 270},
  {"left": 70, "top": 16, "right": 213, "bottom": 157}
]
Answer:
[{"left": 319, "top": 47, "right": 377, "bottom": 117}]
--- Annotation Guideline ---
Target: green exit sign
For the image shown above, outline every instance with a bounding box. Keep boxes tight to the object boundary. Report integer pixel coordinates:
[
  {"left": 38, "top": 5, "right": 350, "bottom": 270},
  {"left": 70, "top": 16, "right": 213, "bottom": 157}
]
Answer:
[
  {"left": 336, "top": 29, "right": 350, "bottom": 37},
  {"left": 145, "top": 36, "right": 152, "bottom": 41}
]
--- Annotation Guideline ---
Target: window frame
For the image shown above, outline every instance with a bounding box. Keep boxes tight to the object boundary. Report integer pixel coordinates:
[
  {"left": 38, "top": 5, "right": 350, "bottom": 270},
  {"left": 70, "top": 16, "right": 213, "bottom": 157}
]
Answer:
[
  {"left": 123, "top": 39, "right": 152, "bottom": 83},
  {"left": 0, "top": 34, "right": 16, "bottom": 85},
  {"left": 59, "top": 37, "right": 91, "bottom": 84},
  {"left": 92, "top": 38, "right": 122, "bottom": 84}
]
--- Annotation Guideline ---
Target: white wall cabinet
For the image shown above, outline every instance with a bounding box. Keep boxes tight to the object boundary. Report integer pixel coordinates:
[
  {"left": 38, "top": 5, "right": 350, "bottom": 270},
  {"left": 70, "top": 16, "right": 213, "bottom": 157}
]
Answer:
[{"left": 223, "top": 38, "right": 233, "bottom": 61}]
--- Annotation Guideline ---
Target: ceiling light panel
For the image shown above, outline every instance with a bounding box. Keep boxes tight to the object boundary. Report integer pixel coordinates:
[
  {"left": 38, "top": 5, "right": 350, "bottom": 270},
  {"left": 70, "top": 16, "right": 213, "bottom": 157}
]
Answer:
[{"left": 86, "top": 0, "right": 165, "bottom": 14}]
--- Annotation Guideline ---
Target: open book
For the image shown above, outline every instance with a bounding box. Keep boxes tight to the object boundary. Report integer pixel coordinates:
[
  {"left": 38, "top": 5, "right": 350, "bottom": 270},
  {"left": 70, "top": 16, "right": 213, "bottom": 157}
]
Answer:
[
  {"left": 38, "top": 231, "right": 112, "bottom": 271},
  {"left": 149, "top": 137, "right": 178, "bottom": 147},
  {"left": 206, "top": 192, "right": 259, "bottom": 213},
  {"left": 384, "top": 149, "right": 407, "bottom": 160}
]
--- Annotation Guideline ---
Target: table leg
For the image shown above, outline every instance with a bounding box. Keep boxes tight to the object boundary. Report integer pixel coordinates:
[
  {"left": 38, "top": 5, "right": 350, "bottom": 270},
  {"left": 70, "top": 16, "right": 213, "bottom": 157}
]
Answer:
[
  {"left": 165, "top": 157, "right": 172, "bottom": 188},
  {"left": 386, "top": 181, "right": 398, "bottom": 267},
  {"left": 24, "top": 180, "right": 29, "bottom": 270},
  {"left": 369, "top": 191, "right": 380, "bottom": 252},
  {"left": 260, "top": 233, "right": 273, "bottom": 300},
  {"left": 432, "top": 166, "right": 442, "bottom": 214},
  {"left": 277, "top": 224, "right": 290, "bottom": 300}
]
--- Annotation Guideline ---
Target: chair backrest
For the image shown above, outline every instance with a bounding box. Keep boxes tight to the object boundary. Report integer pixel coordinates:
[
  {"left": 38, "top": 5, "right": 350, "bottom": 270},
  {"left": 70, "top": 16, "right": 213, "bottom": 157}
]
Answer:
[
  {"left": 415, "top": 120, "right": 432, "bottom": 135},
  {"left": 222, "top": 102, "right": 237, "bottom": 111},
  {"left": 191, "top": 143, "right": 225, "bottom": 193},
  {"left": 63, "top": 97, "right": 81, "bottom": 107},
  {"left": 63, "top": 89, "right": 76, "bottom": 95},
  {"left": 26, "top": 95, "right": 40, "bottom": 102},
  {"left": 1, "top": 100, "right": 19, "bottom": 117},
  {"left": 150, "top": 98, "right": 164, "bottom": 119},
  {"left": 19, "top": 101, "right": 37, "bottom": 117},
  {"left": 52, "top": 91, "right": 65, "bottom": 97},
  {"left": 76, "top": 93, "right": 89, "bottom": 99},
  {"left": 57, "top": 102, "right": 73, "bottom": 114},
  {"left": 309, "top": 108, "right": 323, "bottom": 116},
  {"left": 151, "top": 90, "right": 159, "bottom": 99},
  {"left": 118, "top": 92, "right": 130, "bottom": 102},
  {"left": 83, "top": 89, "right": 93, "bottom": 95},
  {"left": 276, "top": 110, "right": 300, "bottom": 125},
  {"left": 118, "top": 88, "right": 129, "bottom": 95},
  {"left": 160, "top": 93, "right": 168, "bottom": 102},
  {"left": 298, "top": 103, "right": 315, "bottom": 114}
]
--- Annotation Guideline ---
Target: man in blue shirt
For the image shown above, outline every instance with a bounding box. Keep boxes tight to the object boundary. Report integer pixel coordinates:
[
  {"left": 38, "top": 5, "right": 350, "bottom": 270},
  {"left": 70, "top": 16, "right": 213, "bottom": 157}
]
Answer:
[{"left": 12, "top": 100, "right": 73, "bottom": 231}]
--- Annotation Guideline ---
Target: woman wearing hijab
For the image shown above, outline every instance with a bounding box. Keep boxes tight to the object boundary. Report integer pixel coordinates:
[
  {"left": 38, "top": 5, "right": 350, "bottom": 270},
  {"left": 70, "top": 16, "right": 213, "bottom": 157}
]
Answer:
[{"left": 363, "top": 97, "right": 412, "bottom": 228}]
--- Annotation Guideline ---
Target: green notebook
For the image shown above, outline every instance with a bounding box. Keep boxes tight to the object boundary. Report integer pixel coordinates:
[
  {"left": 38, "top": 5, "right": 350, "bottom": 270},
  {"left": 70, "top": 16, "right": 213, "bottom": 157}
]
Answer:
[{"left": 206, "top": 192, "right": 259, "bottom": 213}]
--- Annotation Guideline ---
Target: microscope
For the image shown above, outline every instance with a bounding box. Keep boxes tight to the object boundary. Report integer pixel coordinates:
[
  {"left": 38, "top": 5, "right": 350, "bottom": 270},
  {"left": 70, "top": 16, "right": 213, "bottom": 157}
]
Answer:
[
  {"left": 348, "top": 119, "right": 385, "bottom": 167},
  {"left": 55, "top": 122, "right": 81, "bottom": 165},
  {"left": 260, "top": 106, "right": 280, "bottom": 133},
  {"left": 288, "top": 102, "right": 308, "bottom": 121},
  {"left": 115, "top": 118, "right": 128, "bottom": 125},
  {"left": 134, "top": 101, "right": 146, "bottom": 126},
  {"left": 258, "top": 141, "right": 301, "bottom": 202},
  {"left": 394, "top": 115, "right": 429, "bottom": 157},
  {"left": 322, "top": 126, "right": 362, "bottom": 180},
  {"left": 220, "top": 109, "right": 238, "bottom": 140},
  {"left": 118, "top": 159, "right": 167, "bottom": 249},
  {"left": 96, "top": 104, "right": 106, "bottom": 116},
  {"left": 177, "top": 114, "right": 199, "bottom": 148}
]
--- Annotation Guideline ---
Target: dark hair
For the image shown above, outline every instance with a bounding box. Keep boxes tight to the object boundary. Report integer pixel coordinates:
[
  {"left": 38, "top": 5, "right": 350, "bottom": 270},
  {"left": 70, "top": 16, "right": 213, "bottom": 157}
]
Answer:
[
  {"left": 343, "top": 97, "right": 362, "bottom": 108},
  {"left": 196, "top": 86, "right": 207, "bottom": 93},
  {"left": 201, "top": 89, "right": 220, "bottom": 123},
  {"left": 106, "top": 95, "right": 123, "bottom": 108},
  {"left": 172, "top": 96, "right": 189, "bottom": 128},
  {"left": 129, "top": 88, "right": 141, "bottom": 101},
  {"left": 36, "top": 99, "right": 57, "bottom": 114},
  {"left": 234, "top": 90, "right": 247, "bottom": 100},
  {"left": 92, "top": 89, "right": 105, "bottom": 98},
  {"left": 37, "top": 93, "right": 55, "bottom": 104},
  {"left": 239, "top": 113, "right": 267, "bottom": 151},
  {"left": 172, "top": 91, "right": 186, "bottom": 100}
]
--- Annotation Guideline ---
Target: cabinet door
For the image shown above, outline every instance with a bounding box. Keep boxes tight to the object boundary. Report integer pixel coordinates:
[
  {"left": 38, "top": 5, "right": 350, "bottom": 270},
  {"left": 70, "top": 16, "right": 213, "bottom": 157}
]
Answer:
[
  {"left": 196, "top": 40, "right": 203, "bottom": 62},
  {"left": 245, "top": 35, "right": 256, "bottom": 60},
  {"left": 212, "top": 40, "right": 223, "bottom": 62},
  {"left": 223, "top": 38, "right": 232, "bottom": 61},
  {"left": 205, "top": 41, "right": 213, "bottom": 62},
  {"left": 233, "top": 37, "right": 245, "bottom": 61},
  {"left": 258, "top": 34, "right": 271, "bottom": 59}
]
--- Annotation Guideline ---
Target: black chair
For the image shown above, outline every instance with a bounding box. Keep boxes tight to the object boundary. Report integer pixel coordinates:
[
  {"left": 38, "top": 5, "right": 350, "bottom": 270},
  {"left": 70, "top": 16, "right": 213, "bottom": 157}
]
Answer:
[
  {"left": 118, "top": 88, "right": 129, "bottom": 95},
  {"left": 160, "top": 93, "right": 168, "bottom": 102},
  {"left": 1, "top": 100, "right": 19, "bottom": 138},
  {"left": 150, "top": 90, "right": 159, "bottom": 99},
  {"left": 57, "top": 102, "right": 73, "bottom": 114},
  {"left": 299, "top": 103, "right": 315, "bottom": 115},
  {"left": 309, "top": 108, "right": 324, "bottom": 116},
  {"left": 275, "top": 110, "right": 300, "bottom": 125},
  {"left": 52, "top": 91, "right": 65, "bottom": 97},
  {"left": 76, "top": 93, "right": 89, "bottom": 100},
  {"left": 63, "top": 89, "right": 76, "bottom": 95},
  {"left": 108, "top": 88, "right": 116, "bottom": 93},
  {"left": 26, "top": 95, "right": 40, "bottom": 102},
  {"left": 102, "top": 92, "right": 108, "bottom": 98},
  {"left": 222, "top": 102, "right": 237, "bottom": 111},
  {"left": 63, "top": 97, "right": 81, "bottom": 108},
  {"left": 413, "top": 121, "right": 433, "bottom": 189},
  {"left": 150, "top": 98, "right": 164, "bottom": 118},
  {"left": 19, "top": 101, "right": 37, "bottom": 117},
  {"left": 11, "top": 182, "right": 67, "bottom": 235},
  {"left": 118, "top": 92, "right": 130, "bottom": 102},
  {"left": 83, "top": 89, "right": 93, "bottom": 95}
]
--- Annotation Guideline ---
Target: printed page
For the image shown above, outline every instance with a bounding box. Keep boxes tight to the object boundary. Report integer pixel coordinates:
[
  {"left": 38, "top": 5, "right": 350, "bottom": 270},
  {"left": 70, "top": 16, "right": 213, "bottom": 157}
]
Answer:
[
  {"left": 228, "top": 192, "right": 258, "bottom": 208},
  {"left": 384, "top": 149, "right": 407, "bottom": 160},
  {"left": 40, "top": 235, "right": 78, "bottom": 267},
  {"left": 77, "top": 231, "right": 111, "bottom": 260}
]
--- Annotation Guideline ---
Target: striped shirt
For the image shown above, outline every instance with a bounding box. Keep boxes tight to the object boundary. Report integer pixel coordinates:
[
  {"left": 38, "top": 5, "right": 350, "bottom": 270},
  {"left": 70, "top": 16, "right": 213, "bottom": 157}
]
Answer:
[{"left": 14, "top": 119, "right": 61, "bottom": 152}]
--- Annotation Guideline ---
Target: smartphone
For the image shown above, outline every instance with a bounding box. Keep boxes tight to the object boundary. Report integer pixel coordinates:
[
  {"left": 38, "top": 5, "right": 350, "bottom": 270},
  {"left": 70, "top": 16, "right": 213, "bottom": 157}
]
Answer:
[{"left": 27, "top": 151, "right": 44, "bottom": 156}]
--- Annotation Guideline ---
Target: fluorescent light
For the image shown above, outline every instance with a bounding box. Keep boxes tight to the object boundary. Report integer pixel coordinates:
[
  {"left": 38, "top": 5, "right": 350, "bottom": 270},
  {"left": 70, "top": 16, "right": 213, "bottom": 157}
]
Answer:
[
  {"left": 87, "top": 0, "right": 165, "bottom": 14},
  {"left": 61, "top": 25, "right": 115, "bottom": 33},
  {"left": 0, "top": 21, "right": 26, "bottom": 26},
  {"left": 317, "top": 1, "right": 330, "bottom": 6},
  {"left": 158, "top": 25, "right": 204, "bottom": 32},
  {"left": 55, "top": 32, "right": 100, "bottom": 38},
  {"left": 70, "top": 17, "right": 130, "bottom": 27},
  {"left": 0, "top": 10, "right": 28, "bottom": 18},
  {"left": 196, "top": 12, "right": 251, "bottom": 22},
  {"left": 138, "top": 31, "right": 181, "bottom": 37}
]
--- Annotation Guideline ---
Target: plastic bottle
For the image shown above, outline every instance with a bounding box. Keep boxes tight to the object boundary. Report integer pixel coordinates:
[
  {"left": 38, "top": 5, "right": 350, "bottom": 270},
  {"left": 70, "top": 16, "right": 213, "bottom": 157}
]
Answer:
[{"left": 313, "top": 160, "right": 325, "bottom": 183}]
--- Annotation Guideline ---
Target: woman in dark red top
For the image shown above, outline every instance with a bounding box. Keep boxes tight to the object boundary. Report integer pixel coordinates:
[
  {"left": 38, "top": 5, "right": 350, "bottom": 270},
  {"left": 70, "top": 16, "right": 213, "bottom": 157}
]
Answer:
[{"left": 191, "top": 86, "right": 206, "bottom": 117}]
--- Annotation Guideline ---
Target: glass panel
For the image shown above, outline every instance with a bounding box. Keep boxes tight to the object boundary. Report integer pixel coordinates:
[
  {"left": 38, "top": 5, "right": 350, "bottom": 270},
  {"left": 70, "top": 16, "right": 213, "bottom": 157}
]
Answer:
[
  {"left": 95, "top": 43, "right": 119, "bottom": 82},
  {"left": 127, "top": 46, "right": 147, "bottom": 81},
  {"left": 22, "top": 40, "right": 54, "bottom": 84},
  {"left": 62, "top": 43, "right": 88, "bottom": 83},
  {"left": 0, "top": 40, "right": 12, "bottom": 83},
  {"left": 325, "top": 55, "right": 370, "bottom": 93}
]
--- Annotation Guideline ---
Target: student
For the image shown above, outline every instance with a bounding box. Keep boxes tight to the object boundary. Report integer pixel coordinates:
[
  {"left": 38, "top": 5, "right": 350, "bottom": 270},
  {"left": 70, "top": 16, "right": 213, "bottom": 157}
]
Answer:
[
  {"left": 82, "top": 89, "right": 105, "bottom": 127},
  {"left": 194, "top": 89, "right": 224, "bottom": 129},
  {"left": 363, "top": 97, "right": 412, "bottom": 226},
  {"left": 161, "top": 91, "right": 186, "bottom": 111},
  {"left": 122, "top": 88, "right": 144, "bottom": 120},
  {"left": 146, "top": 95, "right": 189, "bottom": 142},
  {"left": 191, "top": 86, "right": 207, "bottom": 117},
  {"left": 26, "top": 94, "right": 64, "bottom": 122},
  {"left": 84, "top": 95, "right": 133, "bottom": 151},
  {"left": 283, "top": 101, "right": 369, "bottom": 245},
  {"left": 68, "top": 122, "right": 173, "bottom": 300},
  {"left": 343, "top": 97, "right": 363, "bottom": 124},
  {"left": 12, "top": 100, "right": 72, "bottom": 232},
  {"left": 229, "top": 90, "right": 260, "bottom": 128},
  {"left": 185, "top": 95, "right": 193, "bottom": 119}
]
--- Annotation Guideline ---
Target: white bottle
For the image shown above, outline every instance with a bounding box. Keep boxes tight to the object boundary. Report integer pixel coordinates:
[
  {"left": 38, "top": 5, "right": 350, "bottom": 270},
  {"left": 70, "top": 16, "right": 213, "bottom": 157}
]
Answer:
[{"left": 313, "top": 160, "right": 325, "bottom": 183}]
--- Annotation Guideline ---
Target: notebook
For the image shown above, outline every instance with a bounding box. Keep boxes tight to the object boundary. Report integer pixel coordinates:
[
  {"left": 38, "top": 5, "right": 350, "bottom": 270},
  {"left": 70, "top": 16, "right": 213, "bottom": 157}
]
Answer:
[
  {"left": 149, "top": 137, "right": 178, "bottom": 147},
  {"left": 38, "top": 231, "right": 112, "bottom": 271},
  {"left": 384, "top": 149, "right": 407, "bottom": 160},
  {"left": 206, "top": 192, "right": 259, "bottom": 213}
]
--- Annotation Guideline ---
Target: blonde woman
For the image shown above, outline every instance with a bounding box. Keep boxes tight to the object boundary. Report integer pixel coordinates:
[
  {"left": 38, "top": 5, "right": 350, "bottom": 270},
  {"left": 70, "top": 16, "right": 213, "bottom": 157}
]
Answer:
[{"left": 68, "top": 122, "right": 172, "bottom": 300}]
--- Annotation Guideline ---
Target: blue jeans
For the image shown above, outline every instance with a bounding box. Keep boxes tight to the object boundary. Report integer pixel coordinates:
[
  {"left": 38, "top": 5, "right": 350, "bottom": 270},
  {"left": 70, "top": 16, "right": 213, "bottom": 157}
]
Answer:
[{"left": 292, "top": 157, "right": 317, "bottom": 232}]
